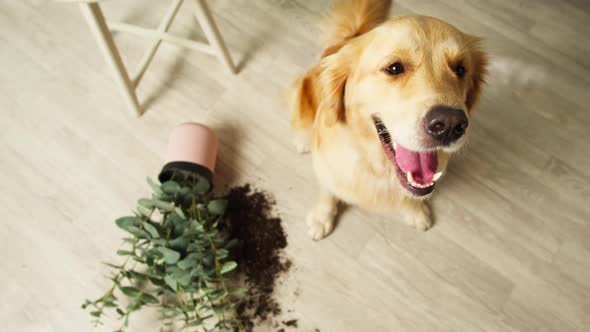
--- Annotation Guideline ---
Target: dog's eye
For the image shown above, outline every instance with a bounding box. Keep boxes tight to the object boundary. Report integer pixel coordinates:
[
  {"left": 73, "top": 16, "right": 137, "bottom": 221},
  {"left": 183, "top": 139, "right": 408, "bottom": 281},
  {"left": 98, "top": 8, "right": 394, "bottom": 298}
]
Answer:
[
  {"left": 385, "top": 62, "right": 405, "bottom": 75},
  {"left": 454, "top": 63, "right": 466, "bottom": 78}
]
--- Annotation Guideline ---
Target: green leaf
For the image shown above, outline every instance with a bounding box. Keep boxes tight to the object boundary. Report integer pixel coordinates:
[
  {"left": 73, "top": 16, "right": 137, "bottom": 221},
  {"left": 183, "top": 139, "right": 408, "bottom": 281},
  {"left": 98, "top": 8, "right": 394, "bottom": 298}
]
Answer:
[
  {"left": 220, "top": 261, "right": 237, "bottom": 274},
  {"left": 122, "top": 237, "right": 136, "bottom": 244},
  {"left": 152, "top": 192, "right": 170, "bottom": 202},
  {"left": 171, "top": 269, "right": 192, "bottom": 287},
  {"left": 182, "top": 229, "right": 200, "bottom": 238},
  {"left": 215, "top": 249, "right": 229, "bottom": 258},
  {"left": 177, "top": 253, "right": 199, "bottom": 270},
  {"left": 224, "top": 238, "right": 239, "bottom": 249},
  {"left": 161, "top": 181, "right": 180, "bottom": 195},
  {"left": 179, "top": 275, "right": 192, "bottom": 287},
  {"left": 116, "top": 308, "right": 125, "bottom": 316},
  {"left": 157, "top": 247, "right": 180, "bottom": 264},
  {"left": 207, "top": 289, "right": 226, "bottom": 300},
  {"left": 172, "top": 223, "right": 185, "bottom": 237},
  {"left": 126, "top": 301, "right": 141, "bottom": 312},
  {"left": 205, "top": 229, "right": 219, "bottom": 238},
  {"left": 142, "top": 223, "right": 159, "bottom": 238},
  {"left": 148, "top": 276, "right": 165, "bottom": 287},
  {"left": 228, "top": 287, "right": 248, "bottom": 296},
  {"left": 212, "top": 303, "right": 231, "bottom": 313},
  {"left": 194, "top": 175, "right": 211, "bottom": 193},
  {"left": 153, "top": 200, "right": 174, "bottom": 211},
  {"left": 186, "top": 320, "right": 203, "bottom": 327},
  {"left": 207, "top": 199, "right": 227, "bottom": 215},
  {"left": 168, "top": 237, "right": 188, "bottom": 251},
  {"left": 147, "top": 177, "right": 163, "bottom": 195},
  {"left": 90, "top": 310, "right": 101, "bottom": 317},
  {"left": 137, "top": 205, "right": 152, "bottom": 217},
  {"left": 116, "top": 250, "right": 134, "bottom": 256},
  {"left": 132, "top": 256, "right": 145, "bottom": 264},
  {"left": 119, "top": 286, "right": 141, "bottom": 297},
  {"left": 147, "top": 239, "right": 163, "bottom": 247},
  {"left": 211, "top": 291, "right": 229, "bottom": 302},
  {"left": 174, "top": 207, "right": 186, "bottom": 220},
  {"left": 163, "top": 213, "right": 182, "bottom": 229},
  {"left": 127, "top": 270, "right": 148, "bottom": 281},
  {"left": 164, "top": 275, "right": 178, "bottom": 291},
  {"left": 103, "top": 262, "right": 122, "bottom": 269},
  {"left": 103, "top": 295, "right": 116, "bottom": 302},
  {"left": 137, "top": 198, "right": 154, "bottom": 209},
  {"left": 139, "top": 293, "right": 159, "bottom": 304},
  {"left": 126, "top": 226, "right": 150, "bottom": 238},
  {"left": 81, "top": 299, "right": 92, "bottom": 309},
  {"left": 201, "top": 314, "right": 214, "bottom": 321},
  {"left": 187, "top": 240, "right": 208, "bottom": 253},
  {"left": 179, "top": 186, "right": 191, "bottom": 197},
  {"left": 200, "top": 287, "right": 217, "bottom": 296},
  {"left": 115, "top": 216, "right": 139, "bottom": 231}
]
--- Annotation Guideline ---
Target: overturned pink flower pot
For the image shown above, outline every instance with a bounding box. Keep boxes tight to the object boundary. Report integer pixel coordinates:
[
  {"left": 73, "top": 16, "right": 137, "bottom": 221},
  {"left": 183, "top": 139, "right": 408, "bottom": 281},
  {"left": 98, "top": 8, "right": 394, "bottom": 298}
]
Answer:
[{"left": 159, "top": 122, "right": 217, "bottom": 191}]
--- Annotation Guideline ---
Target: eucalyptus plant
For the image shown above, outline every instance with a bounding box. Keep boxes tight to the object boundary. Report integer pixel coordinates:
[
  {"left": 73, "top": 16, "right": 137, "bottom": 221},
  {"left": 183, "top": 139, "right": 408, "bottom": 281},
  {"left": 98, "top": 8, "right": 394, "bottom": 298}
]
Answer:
[{"left": 82, "top": 175, "right": 245, "bottom": 332}]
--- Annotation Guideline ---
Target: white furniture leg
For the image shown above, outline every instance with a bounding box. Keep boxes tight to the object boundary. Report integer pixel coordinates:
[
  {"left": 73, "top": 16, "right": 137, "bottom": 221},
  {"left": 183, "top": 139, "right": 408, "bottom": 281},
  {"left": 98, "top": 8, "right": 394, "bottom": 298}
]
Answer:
[
  {"left": 132, "top": 0, "right": 184, "bottom": 86},
  {"left": 193, "top": 0, "right": 235, "bottom": 74},
  {"left": 79, "top": 2, "right": 142, "bottom": 116}
]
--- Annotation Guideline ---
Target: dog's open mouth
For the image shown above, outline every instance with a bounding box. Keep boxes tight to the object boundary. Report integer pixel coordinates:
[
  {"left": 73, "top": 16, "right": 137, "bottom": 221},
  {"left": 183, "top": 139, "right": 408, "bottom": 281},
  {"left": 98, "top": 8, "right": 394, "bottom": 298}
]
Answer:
[{"left": 372, "top": 116, "right": 442, "bottom": 196}]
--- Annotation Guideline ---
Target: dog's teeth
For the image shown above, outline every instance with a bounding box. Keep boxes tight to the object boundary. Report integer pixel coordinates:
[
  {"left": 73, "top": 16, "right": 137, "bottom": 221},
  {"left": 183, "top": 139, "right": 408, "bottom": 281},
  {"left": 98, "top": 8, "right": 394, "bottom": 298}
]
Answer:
[
  {"left": 406, "top": 171, "right": 436, "bottom": 189},
  {"left": 432, "top": 172, "right": 443, "bottom": 182}
]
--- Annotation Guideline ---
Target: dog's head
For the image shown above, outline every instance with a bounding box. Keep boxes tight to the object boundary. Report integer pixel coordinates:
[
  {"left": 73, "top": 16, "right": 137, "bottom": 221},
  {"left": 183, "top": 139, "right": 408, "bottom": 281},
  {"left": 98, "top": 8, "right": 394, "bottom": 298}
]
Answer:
[{"left": 315, "top": 15, "right": 488, "bottom": 197}]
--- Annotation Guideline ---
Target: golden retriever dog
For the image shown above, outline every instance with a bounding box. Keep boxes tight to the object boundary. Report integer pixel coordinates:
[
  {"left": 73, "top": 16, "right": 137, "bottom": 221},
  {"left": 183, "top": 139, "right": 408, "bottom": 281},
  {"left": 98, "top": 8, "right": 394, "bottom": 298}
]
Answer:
[{"left": 289, "top": 0, "right": 488, "bottom": 240}]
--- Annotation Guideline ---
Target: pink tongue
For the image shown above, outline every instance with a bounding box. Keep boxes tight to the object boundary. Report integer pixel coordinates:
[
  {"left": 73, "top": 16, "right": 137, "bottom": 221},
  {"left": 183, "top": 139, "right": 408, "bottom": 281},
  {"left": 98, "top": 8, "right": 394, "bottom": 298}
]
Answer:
[{"left": 394, "top": 144, "right": 438, "bottom": 184}]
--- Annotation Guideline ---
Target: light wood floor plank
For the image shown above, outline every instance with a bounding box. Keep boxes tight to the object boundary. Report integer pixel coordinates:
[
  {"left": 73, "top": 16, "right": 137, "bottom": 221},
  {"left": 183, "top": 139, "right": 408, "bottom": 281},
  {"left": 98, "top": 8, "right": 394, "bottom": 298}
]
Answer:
[{"left": 1, "top": 1, "right": 589, "bottom": 331}]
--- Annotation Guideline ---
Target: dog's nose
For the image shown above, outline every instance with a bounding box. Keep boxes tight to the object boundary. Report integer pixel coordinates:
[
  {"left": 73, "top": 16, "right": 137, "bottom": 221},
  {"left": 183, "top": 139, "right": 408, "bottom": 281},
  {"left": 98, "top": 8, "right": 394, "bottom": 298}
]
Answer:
[{"left": 423, "top": 106, "right": 468, "bottom": 145}]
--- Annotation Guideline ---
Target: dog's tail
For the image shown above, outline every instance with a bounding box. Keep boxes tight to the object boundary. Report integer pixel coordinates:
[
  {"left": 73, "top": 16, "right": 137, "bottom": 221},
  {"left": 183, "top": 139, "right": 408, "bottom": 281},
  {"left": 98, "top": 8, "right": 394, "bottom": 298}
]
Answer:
[{"left": 321, "top": 0, "right": 391, "bottom": 55}]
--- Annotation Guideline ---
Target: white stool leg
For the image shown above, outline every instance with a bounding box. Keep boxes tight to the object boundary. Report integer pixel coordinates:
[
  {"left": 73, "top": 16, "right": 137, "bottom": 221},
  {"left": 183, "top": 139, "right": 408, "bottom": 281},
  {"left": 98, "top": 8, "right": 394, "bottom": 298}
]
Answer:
[
  {"left": 79, "top": 2, "right": 142, "bottom": 116},
  {"left": 193, "top": 0, "right": 235, "bottom": 74}
]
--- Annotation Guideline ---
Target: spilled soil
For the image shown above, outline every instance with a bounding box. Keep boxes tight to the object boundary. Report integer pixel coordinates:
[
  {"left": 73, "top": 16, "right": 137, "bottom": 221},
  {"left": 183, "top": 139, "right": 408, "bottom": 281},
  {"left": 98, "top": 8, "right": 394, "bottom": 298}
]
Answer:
[{"left": 225, "top": 184, "right": 292, "bottom": 332}]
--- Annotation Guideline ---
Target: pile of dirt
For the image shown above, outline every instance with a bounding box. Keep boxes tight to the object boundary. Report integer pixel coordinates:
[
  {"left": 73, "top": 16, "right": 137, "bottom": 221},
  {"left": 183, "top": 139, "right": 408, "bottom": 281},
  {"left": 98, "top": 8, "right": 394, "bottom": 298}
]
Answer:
[{"left": 225, "top": 184, "right": 292, "bottom": 332}]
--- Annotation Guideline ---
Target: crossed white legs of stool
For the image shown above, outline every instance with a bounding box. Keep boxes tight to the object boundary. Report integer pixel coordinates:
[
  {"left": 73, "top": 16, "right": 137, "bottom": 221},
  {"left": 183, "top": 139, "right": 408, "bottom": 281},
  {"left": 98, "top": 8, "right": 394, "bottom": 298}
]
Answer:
[{"left": 79, "top": 0, "right": 235, "bottom": 116}]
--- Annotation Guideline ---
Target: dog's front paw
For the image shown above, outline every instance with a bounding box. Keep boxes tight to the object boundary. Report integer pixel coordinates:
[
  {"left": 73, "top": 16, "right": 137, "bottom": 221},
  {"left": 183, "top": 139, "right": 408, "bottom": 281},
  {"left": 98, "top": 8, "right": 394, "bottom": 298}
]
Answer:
[
  {"left": 292, "top": 130, "right": 311, "bottom": 154},
  {"left": 306, "top": 212, "right": 334, "bottom": 240},
  {"left": 407, "top": 203, "right": 433, "bottom": 231},
  {"left": 293, "top": 138, "right": 310, "bottom": 154}
]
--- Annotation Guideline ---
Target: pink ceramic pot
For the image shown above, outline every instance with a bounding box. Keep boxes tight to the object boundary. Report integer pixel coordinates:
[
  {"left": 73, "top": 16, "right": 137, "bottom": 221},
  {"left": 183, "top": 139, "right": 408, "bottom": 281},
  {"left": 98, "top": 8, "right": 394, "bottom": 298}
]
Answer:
[{"left": 158, "top": 123, "right": 218, "bottom": 189}]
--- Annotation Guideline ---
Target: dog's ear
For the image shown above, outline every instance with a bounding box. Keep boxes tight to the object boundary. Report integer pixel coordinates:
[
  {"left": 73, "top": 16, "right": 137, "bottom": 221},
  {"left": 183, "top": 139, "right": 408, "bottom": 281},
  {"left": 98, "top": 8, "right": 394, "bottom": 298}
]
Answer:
[
  {"left": 465, "top": 37, "right": 488, "bottom": 112},
  {"left": 315, "top": 46, "right": 356, "bottom": 126}
]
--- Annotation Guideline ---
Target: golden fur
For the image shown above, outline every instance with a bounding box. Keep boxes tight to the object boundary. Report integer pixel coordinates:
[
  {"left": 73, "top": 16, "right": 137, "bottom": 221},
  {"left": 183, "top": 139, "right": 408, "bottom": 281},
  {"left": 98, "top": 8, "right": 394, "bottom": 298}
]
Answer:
[{"left": 289, "top": 0, "right": 488, "bottom": 240}]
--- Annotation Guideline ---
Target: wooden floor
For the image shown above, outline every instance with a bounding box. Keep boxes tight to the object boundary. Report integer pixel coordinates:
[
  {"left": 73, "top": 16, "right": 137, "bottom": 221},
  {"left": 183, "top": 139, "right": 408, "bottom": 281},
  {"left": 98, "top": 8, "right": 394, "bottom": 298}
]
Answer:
[{"left": 1, "top": 0, "right": 590, "bottom": 331}]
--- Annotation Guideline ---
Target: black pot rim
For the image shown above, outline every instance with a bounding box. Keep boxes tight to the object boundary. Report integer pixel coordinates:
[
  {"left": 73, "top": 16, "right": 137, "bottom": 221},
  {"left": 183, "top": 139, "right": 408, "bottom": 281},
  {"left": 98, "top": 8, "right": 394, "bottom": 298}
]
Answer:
[{"left": 158, "top": 161, "right": 213, "bottom": 191}]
